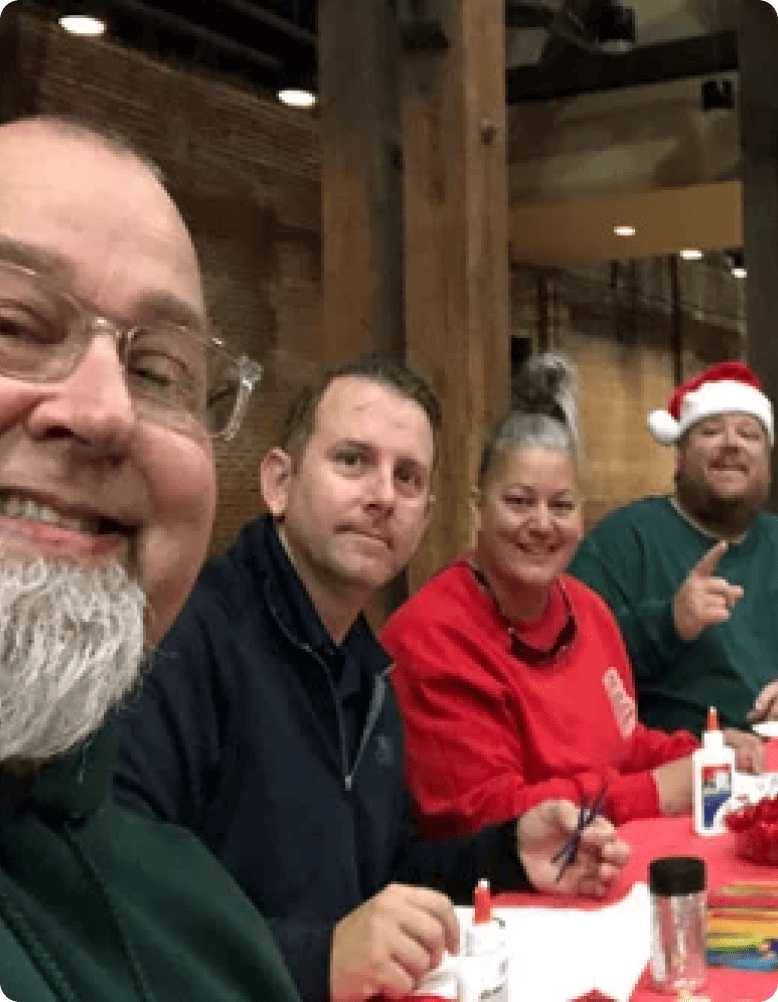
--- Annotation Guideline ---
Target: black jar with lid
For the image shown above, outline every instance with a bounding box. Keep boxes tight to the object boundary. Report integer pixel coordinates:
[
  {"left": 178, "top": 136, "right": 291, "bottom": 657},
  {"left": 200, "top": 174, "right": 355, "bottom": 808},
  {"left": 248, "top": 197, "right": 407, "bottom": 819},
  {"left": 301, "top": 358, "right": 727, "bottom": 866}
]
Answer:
[{"left": 649, "top": 856, "right": 706, "bottom": 993}]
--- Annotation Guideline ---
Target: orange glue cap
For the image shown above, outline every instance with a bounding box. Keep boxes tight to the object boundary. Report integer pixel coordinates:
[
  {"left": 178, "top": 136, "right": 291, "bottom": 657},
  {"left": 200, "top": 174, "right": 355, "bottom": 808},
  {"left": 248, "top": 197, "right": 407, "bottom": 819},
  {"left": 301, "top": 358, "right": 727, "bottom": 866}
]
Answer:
[{"left": 473, "top": 878, "right": 491, "bottom": 924}]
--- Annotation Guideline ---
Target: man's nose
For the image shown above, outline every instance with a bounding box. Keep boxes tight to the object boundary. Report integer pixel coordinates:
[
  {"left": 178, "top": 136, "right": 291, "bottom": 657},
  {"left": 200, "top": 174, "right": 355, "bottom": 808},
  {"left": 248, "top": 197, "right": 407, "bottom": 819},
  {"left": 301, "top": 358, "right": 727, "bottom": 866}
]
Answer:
[
  {"left": 721, "top": 424, "right": 742, "bottom": 449},
  {"left": 366, "top": 466, "right": 396, "bottom": 510},
  {"left": 26, "top": 335, "right": 136, "bottom": 455}
]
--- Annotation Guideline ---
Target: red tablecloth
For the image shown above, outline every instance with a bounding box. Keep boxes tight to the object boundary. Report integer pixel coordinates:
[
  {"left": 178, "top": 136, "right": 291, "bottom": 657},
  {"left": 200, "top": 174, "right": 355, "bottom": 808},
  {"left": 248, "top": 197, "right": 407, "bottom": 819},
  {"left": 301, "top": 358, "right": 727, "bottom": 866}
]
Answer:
[
  {"left": 495, "top": 815, "right": 778, "bottom": 1001},
  {"left": 494, "top": 744, "right": 778, "bottom": 1001}
]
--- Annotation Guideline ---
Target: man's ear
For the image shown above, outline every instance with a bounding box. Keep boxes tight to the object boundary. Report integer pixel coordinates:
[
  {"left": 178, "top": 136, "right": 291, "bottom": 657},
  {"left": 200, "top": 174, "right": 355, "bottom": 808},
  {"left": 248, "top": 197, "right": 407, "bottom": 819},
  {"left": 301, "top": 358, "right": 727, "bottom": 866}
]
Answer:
[
  {"left": 421, "top": 492, "right": 435, "bottom": 532},
  {"left": 259, "top": 448, "right": 293, "bottom": 518},
  {"left": 674, "top": 444, "right": 684, "bottom": 480}
]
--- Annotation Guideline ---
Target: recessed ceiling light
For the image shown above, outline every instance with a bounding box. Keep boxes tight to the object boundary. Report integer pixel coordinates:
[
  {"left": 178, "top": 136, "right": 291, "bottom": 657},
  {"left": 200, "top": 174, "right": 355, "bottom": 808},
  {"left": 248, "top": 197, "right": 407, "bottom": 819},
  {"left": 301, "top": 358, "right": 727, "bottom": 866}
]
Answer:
[
  {"left": 614, "top": 225, "right": 636, "bottom": 237},
  {"left": 680, "top": 248, "right": 703, "bottom": 261},
  {"left": 277, "top": 88, "right": 317, "bottom": 109},
  {"left": 58, "top": 14, "right": 106, "bottom": 36},
  {"left": 726, "top": 249, "right": 746, "bottom": 278},
  {"left": 597, "top": 1, "right": 636, "bottom": 54}
]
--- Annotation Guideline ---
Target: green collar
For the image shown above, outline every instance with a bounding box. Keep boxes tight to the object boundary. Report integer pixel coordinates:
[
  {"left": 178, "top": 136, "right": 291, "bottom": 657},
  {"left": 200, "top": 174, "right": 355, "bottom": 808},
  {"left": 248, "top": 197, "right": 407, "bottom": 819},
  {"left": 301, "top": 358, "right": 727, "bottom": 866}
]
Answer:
[{"left": 0, "top": 718, "right": 116, "bottom": 823}]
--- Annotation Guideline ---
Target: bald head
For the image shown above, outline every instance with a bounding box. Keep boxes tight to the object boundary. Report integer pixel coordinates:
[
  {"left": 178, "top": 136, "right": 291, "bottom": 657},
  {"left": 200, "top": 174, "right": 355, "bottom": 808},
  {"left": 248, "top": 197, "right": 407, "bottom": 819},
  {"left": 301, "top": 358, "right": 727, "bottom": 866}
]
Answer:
[
  {"left": 0, "top": 117, "right": 204, "bottom": 321},
  {"left": 0, "top": 115, "right": 218, "bottom": 645},
  {"left": 0, "top": 116, "right": 158, "bottom": 170}
]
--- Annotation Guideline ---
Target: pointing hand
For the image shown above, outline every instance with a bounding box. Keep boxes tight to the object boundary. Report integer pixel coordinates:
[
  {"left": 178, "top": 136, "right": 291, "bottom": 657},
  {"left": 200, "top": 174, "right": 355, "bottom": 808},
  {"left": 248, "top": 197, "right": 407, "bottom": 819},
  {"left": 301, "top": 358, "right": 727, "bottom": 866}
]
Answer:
[{"left": 673, "top": 541, "right": 743, "bottom": 643}]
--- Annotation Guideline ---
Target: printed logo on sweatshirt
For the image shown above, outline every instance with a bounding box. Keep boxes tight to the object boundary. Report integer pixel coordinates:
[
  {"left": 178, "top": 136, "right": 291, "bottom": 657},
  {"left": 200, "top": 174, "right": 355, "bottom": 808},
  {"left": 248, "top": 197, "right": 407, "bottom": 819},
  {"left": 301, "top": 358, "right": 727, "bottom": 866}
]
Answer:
[{"left": 602, "top": 668, "right": 636, "bottom": 738}]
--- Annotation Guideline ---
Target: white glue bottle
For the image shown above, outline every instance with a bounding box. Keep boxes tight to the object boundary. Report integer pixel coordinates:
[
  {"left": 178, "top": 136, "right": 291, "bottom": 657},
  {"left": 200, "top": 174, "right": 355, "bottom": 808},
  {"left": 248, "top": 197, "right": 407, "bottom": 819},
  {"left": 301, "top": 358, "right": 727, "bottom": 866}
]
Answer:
[
  {"left": 692, "top": 706, "right": 735, "bottom": 836},
  {"left": 459, "top": 879, "right": 509, "bottom": 1002}
]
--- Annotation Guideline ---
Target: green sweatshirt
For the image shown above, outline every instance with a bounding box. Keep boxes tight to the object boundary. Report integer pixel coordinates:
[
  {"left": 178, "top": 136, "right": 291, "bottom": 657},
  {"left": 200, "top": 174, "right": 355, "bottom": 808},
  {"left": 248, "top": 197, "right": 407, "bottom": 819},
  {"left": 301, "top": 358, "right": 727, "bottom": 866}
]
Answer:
[
  {"left": 0, "top": 718, "right": 300, "bottom": 1002},
  {"left": 569, "top": 495, "right": 778, "bottom": 735}
]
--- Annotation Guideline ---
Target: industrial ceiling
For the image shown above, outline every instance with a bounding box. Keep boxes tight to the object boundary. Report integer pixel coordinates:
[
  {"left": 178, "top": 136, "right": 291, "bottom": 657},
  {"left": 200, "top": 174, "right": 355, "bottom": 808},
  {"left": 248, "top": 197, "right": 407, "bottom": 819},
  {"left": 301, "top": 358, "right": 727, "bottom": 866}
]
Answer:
[{"left": 16, "top": 1, "right": 738, "bottom": 105}]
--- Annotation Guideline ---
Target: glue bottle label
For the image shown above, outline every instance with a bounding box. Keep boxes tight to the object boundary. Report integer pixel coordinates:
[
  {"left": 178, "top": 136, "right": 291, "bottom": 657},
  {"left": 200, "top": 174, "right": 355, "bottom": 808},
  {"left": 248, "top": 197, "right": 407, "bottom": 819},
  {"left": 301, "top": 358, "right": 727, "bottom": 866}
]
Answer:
[
  {"left": 701, "top": 763, "right": 732, "bottom": 828},
  {"left": 458, "top": 951, "right": 508, "bottom": 1002}
]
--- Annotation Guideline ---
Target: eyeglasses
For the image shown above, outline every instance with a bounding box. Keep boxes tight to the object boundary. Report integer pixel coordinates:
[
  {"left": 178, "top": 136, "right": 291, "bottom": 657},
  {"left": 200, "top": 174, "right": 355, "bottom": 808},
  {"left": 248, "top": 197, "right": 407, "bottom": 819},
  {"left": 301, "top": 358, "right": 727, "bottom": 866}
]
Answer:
[
  {"left": 470, "top": 565, "right": 578, "bottom": 666},
  {"left": 507, "top": 581, "right": 577, "bottom": 666},
  {"left": 0, "top": 260, "right": 263, "bottom": 441}
]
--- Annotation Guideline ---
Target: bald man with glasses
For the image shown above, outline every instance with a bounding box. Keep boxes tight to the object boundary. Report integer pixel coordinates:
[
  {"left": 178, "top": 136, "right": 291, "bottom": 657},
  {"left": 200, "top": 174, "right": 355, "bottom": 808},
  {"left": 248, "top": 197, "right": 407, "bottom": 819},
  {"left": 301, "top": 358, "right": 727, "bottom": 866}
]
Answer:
[{"left": 0, "top": 116, "right": 296, "bottom": 1002}]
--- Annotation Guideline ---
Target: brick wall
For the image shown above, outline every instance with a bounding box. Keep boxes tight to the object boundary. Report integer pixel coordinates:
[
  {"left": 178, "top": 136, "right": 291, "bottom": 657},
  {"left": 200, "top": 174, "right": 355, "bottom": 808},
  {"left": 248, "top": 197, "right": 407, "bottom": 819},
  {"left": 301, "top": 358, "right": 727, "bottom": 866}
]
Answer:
[
  {"left": 511, "top": 258, "right": 746, "bottom": 530},
  {"left": 18, "top": 13, "right": 323, "bottom": 556},
  {"left": 14, "top": 15, "right": 749, "bottom": 564}
]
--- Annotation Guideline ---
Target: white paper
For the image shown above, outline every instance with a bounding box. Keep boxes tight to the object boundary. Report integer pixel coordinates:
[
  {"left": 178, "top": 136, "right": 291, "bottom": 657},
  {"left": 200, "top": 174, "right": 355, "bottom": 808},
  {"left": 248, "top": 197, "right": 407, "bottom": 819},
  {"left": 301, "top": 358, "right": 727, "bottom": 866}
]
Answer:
[
  {"left": 752, "top": 721, "right": 778, "bottom": 740},
  {"left": 749, "top": 725, "right": 778, "bottom": 741},
  {"left": 733, "top": 768, "right": 778, "bottom": 803},
  {"left": 414, "top": 882, "right": 651, "bottom": 1002}
]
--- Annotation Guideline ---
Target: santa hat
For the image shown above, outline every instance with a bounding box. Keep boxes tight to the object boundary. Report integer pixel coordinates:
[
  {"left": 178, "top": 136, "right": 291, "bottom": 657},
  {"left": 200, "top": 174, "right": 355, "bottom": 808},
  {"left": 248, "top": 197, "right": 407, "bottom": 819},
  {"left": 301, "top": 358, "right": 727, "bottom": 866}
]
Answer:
[{"left": 648, "top": 361, "right": 774, "bottom": 446}]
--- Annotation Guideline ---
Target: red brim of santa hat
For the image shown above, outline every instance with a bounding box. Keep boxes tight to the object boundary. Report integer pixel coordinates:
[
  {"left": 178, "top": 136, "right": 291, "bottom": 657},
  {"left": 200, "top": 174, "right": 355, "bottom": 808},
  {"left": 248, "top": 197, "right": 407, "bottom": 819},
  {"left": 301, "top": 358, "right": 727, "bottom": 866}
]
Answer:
[{"left": 648, "top": 378, "right": 774, "bottom": 445}]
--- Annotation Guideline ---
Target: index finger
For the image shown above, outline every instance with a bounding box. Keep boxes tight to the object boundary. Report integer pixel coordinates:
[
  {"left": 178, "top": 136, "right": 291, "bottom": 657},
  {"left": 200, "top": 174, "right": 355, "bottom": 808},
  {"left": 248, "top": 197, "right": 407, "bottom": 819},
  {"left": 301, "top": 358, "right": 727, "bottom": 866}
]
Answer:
[
  {"left": 592, "top": 832, "right": 631, "bottom": 868},
  {"left": 690, "top": 539, "right": 728, "bottom": 579},
  {"left": 403, "top": 886, "right": 460, "bottom": 955},
  {"left": 749, "top": 680, "right": 778, "bottom": 721},
  {"left": 578, "top": 814, "right": 618, "bottom": 849}
]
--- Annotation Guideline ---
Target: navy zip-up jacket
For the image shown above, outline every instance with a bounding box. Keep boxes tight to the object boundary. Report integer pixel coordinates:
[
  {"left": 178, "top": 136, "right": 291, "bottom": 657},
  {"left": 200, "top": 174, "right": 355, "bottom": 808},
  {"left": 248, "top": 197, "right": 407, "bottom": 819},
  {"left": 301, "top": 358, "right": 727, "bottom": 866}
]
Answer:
[{"left": 114, "top": 516, "right": 528, "bottom": 1001}]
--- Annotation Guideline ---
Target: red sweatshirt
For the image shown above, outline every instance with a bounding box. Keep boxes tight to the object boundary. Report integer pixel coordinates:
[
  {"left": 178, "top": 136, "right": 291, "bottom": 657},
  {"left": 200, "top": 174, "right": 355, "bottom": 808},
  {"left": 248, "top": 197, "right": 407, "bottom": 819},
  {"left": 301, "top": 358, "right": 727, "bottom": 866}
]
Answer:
[{"left": 381, "top": 560, "right": 698, "bottom": 837}]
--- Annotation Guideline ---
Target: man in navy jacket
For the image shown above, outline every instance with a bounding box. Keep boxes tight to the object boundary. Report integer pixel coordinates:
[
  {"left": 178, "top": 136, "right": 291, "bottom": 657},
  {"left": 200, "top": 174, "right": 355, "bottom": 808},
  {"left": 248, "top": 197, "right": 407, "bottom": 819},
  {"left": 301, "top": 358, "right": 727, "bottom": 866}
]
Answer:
[{"left": 115, "top": 356, "right": 629, "bottom": 1002}]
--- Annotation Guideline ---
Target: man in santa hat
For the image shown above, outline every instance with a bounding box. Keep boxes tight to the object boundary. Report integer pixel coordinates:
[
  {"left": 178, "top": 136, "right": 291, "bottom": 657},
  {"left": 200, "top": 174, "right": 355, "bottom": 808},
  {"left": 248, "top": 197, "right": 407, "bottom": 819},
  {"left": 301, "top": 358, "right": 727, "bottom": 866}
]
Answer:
[{"left": 570, "top": 360, "right": 774, "bottom": 759}]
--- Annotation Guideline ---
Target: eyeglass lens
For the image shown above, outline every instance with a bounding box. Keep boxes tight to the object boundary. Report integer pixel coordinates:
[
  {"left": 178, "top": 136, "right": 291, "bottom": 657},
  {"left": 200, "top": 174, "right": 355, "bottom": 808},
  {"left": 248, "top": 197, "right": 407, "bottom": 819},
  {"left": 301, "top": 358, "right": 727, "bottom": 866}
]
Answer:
[{"left": 0, "top": 262, "right": 244, "bottom": 437}]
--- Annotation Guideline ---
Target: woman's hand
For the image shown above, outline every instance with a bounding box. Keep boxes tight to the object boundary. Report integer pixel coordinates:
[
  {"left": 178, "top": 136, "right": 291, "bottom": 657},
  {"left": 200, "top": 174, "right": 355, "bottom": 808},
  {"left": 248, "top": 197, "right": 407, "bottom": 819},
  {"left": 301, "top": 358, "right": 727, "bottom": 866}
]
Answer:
[
  {"left": 723, "top": 728, "right": 765, "bottom": 773},
  {"left": 652, "top": 756, "right": 694, "bottom": 816},
  {"left": 516, "top": 799, "right": 630, "bottom": 898}
]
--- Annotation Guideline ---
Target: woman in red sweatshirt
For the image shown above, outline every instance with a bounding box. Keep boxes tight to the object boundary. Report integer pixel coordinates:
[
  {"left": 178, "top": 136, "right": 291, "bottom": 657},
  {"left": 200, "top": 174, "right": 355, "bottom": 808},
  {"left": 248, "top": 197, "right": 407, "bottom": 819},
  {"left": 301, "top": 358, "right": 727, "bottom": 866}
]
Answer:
[{"left": 381, "top": 355, "right": 748, "bottom": 839}]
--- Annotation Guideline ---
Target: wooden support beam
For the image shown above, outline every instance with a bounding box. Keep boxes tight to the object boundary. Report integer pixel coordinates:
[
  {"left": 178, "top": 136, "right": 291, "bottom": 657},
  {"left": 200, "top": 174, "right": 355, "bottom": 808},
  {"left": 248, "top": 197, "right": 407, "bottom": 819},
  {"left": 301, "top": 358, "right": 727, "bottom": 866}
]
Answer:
[
  {"left": 319, "top": 0, "right": 403, "bottom": 366},
  {"left": 739, "top": 1, "right": 778, "bottom": 508},
  {"left": 318, "top": 0, "right": 409, "bottom": 621},
  {"left": 402, "top": 0, "right": 510, "bottom": 592}
]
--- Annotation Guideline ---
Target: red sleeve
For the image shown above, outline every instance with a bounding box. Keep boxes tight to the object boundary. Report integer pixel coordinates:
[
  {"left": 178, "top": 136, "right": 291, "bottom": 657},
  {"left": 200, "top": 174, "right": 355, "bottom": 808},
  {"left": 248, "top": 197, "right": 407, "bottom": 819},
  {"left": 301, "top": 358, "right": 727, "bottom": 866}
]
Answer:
[
  {"left": 626, "top": 721, "right": 699, "bottom": 771},
  {"left": 388, "top": 637, "right": 601, "bottom": 836},
  {"left": 385, "top": 615, "right": 667, "bottom": 835},
  {"left": 384, "top": 578, "right": 700, "bottom": 834}
]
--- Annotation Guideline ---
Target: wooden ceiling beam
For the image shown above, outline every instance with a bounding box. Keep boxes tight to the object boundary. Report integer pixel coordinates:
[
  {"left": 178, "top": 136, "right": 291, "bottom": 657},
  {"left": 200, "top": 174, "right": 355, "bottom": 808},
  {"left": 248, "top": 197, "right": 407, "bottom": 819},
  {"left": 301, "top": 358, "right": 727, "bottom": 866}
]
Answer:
[{"left": 507, "top": 29, "right": 737, "bottom": 103}]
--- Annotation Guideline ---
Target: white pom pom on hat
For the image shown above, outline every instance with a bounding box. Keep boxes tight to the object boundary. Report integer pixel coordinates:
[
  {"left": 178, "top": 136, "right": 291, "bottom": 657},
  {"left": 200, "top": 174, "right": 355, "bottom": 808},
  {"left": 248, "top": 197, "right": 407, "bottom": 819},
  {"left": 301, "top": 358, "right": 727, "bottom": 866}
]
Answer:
[
  {"left": 647, "top": 361, "right": 774, "bottom": 446},
  {"left": 647, "top": 408, "right": 680, "bottom": 445}
]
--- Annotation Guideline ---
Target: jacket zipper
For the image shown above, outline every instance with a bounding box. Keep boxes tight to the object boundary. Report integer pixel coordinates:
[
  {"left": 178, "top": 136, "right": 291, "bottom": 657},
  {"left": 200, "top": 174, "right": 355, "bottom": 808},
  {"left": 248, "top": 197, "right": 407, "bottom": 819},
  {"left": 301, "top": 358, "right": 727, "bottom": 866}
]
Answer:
[
  {"left": 266, "top": 593, "right": 389, "bottom": 792},
  {"left": 345, "top": 667, "right": 391, "bottom": 791}
]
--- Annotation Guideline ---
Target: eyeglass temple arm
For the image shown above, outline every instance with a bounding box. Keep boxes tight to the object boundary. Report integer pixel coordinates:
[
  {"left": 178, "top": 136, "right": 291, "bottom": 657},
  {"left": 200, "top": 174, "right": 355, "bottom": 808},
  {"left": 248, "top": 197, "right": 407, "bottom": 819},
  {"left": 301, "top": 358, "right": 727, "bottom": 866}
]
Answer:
[{"left": 219, "top": 356, "right": 263, "bottom": 443}]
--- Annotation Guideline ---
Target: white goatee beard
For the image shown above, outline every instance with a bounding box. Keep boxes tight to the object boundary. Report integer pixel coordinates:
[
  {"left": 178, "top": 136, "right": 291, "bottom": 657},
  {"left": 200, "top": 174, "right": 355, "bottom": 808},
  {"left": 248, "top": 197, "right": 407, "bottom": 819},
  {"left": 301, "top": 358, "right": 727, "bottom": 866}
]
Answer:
[{"left": 0, "top": 558, "right": 146, "bottom": 765}]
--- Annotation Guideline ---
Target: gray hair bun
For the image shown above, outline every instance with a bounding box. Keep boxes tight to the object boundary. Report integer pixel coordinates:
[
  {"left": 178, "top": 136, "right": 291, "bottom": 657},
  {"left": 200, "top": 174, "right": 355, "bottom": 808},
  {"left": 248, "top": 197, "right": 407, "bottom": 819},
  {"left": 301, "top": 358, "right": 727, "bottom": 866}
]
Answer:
[{"left": 511, "top": 352, "right": 579, "bottom": 445}]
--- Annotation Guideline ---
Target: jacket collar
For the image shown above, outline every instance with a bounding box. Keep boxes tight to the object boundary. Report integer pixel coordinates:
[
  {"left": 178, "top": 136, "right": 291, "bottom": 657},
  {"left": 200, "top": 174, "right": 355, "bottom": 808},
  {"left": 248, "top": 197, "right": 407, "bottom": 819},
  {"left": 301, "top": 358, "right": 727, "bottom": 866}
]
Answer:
[
  {"left": 0, "top": 716, "right": 116, "bottom": 825},
  {"left": 245, "top": 515, "right": 390, "bottom": 680}
]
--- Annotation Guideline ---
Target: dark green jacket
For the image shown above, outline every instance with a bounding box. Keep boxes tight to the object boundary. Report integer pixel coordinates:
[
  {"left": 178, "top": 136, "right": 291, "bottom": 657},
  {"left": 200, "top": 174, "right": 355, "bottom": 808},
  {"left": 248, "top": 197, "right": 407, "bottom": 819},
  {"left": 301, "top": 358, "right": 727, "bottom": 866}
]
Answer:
[
  {"left": 570, "top": 495, "right": 778, "bottom": 734},
  {"left": 0, "top": 719, "right": 299, "bottom": 1002}
]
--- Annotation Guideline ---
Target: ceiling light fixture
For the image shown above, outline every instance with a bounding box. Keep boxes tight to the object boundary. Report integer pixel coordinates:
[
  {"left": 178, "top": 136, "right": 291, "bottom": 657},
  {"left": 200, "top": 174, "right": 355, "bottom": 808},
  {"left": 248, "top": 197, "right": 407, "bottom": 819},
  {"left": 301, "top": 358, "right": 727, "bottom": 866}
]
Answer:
[
  {"left": 277, "top": 88, "right": 317, "bottom": 109},
  {"left": 596, "top": 0, "right": 636, "bottom": 54},
  {"left": 701, "top": 79, "right": 735, "bottom": 112},
  {"left": 725, "top": 248, "right": 747, "bottom": 279},
  {"left": 58, "top": 14, "right": 106, "bottom": 36},
  {"left": 614, "top": 225, "right": 636, "bottom": 237},
  {"left": 680, "top": 249, "right": 703, "bottom": 261}
]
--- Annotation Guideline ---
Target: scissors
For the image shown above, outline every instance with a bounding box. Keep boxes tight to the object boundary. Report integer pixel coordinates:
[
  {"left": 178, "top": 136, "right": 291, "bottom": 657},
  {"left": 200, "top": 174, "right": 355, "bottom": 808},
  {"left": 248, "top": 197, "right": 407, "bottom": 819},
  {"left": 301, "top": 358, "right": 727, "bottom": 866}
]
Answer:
[{"left": 552, "top": 780, "right": 608, "bottom": 883}]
